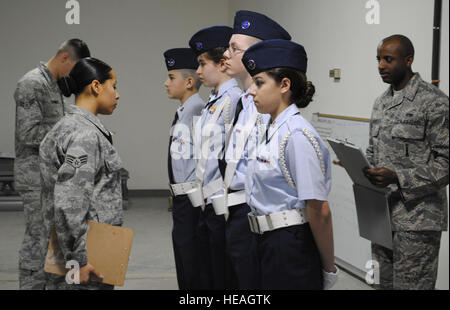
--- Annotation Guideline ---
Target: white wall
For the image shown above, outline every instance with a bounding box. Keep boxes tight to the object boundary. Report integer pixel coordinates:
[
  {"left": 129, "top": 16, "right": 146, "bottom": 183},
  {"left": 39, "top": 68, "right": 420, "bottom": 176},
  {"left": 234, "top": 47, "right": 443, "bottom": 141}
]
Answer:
[
  {"left": 0, "top": 0, "right": 230, "bottom": 189},
  {"left": 229, "top": 0, "right": 448, "bottom": 290},
  {"left": 229, "top": 0, "right": 448, "bottom": 119}
]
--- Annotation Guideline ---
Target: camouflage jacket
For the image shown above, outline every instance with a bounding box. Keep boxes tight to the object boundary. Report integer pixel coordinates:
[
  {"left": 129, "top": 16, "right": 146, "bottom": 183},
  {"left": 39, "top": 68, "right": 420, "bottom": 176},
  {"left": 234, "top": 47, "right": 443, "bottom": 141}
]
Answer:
[
  {"left": 40, "top": 105, "right": 123, "bottom": 267},
  {"left": 14, "top": 62, "right": 66, "bottom": 190},
  {"left": 366, "top": 73, "right": 449, "bottom": 231}
]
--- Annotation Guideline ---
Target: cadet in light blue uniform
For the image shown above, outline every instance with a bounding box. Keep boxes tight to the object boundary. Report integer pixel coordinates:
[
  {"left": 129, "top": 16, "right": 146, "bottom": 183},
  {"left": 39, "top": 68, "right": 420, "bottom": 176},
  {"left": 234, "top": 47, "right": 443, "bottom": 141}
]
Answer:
[
  {"left": 242, "top": 40, "right": 339, "bottom": 290},
  {"left": 164, "top": 48, "right": 205, "bottom": 289},
  {"left": 221, "top": 10, "right": 292, "bottom": 289},
  {"left": 200, "top": 79, "right": 242, "bottom": 192},
  {"left": 188, "top": 26, "right": 242, "bottom": 289},
  {"left": 189, "top": 27, "right": 242, "bottom": 200}
]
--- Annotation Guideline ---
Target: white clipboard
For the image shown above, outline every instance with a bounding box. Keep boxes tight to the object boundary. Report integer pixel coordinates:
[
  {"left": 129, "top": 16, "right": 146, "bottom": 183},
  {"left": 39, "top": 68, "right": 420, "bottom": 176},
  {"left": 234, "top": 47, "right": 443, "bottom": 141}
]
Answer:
[
  {"left": 328, "top": 138, "right": 392, "bottom": 249},
  {"left": 327, "top": 138, "right": 385, "bottom": 193}
]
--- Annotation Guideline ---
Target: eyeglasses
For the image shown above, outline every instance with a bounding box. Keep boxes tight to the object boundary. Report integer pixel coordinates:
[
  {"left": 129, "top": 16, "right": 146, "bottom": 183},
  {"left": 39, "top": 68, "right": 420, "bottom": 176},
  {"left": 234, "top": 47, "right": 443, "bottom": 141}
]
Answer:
[{"left": 226, "top": 46, "right": 246, "bottom": 56}]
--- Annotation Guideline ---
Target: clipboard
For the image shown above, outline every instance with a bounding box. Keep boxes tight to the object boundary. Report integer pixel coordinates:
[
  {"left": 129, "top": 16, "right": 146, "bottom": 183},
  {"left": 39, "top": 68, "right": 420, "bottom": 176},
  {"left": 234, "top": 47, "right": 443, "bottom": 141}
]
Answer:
[
  {"left": 44, "top": 221, "right": 134, "bottom": 286},
  {"left": 327, "top": 138, "right": 393, "bottom": 249},
  {"left": 353, "top": 184, "right": 393, "bottom": 249},
  {"left": 327, "top": 138, "right": 385, "bottom": 193}
]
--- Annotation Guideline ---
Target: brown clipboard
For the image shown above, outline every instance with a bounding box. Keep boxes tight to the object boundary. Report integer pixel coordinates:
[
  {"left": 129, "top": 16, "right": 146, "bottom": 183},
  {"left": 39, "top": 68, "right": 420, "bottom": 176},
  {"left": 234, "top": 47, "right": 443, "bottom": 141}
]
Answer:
[{"left": 44, "top": 221, "right": 134, "bottom": 287}]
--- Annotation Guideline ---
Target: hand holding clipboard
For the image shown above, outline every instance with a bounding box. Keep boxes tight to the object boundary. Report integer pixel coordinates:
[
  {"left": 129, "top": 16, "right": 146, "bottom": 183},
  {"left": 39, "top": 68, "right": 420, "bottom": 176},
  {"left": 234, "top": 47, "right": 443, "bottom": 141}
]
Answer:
[
  {"left": 328, "top": 138, "right": 385, "bottom": 193},
  {"left": 330, "top": 138, "right": 399, "bottom": 190}
]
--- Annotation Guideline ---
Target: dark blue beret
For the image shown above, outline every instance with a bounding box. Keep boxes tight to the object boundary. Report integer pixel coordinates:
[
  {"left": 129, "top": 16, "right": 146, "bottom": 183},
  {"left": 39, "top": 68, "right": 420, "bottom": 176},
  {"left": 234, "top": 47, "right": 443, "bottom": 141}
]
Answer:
[
  {"left": 233, "top": 10, "right": 291, "bottom": 41},
  {"left": 163, "top": 48, "right": 198, "bottom": 71},
  {"left": 189, "top": 26, "right": 233, "bottom": 56},
  {"left": 242, "top": 39, "right": 308, "bottom": 76}
]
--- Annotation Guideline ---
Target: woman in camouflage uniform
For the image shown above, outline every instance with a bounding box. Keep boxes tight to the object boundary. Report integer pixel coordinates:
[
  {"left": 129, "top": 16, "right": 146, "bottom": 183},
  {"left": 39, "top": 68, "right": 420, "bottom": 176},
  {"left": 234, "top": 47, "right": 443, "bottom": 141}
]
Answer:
[{"left": 40, "top": 58, "right": 122, "bottom": 290}]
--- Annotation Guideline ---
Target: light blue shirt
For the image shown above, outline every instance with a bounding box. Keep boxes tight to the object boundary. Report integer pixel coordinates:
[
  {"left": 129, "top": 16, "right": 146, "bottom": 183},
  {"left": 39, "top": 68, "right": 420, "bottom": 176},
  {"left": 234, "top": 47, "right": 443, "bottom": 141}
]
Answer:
[
  {"left": 198, "top": 78, "right": 242, "bottom": 198},
  {"left": 170, "top": 93, "right": 205, "bottom": 183},
  {"left": 225, "top": 90, "right": 270, "bottom": 191},
  {"left": 245, "top": 104, "right": 332, "bottom": 216}
]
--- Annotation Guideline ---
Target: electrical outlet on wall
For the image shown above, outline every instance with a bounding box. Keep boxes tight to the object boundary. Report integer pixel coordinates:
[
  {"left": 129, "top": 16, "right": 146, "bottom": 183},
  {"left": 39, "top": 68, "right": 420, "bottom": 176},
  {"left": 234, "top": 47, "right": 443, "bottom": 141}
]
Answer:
[{"left": 329, "top": 69, "right": 341, "bottom": 81}]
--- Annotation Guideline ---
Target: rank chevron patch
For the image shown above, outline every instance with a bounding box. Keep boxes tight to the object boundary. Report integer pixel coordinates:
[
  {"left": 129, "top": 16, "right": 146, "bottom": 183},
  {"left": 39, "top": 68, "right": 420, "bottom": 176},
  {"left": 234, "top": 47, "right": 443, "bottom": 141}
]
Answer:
[{"left": 65, "top": 154, "right": 88, "bottom": 169}]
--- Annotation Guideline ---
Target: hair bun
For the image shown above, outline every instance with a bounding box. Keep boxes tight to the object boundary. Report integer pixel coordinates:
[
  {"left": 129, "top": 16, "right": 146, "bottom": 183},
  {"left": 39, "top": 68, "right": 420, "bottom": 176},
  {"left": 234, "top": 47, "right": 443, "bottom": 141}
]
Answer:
[
  {"left": 57, "top": 76, "right": 78, "bottom": 97},
  {"left": 295, "top": 80, "right": 315, "bottom": 109},
  {"left": 305, "top": 81, "right": 315, "bottom": 99}
]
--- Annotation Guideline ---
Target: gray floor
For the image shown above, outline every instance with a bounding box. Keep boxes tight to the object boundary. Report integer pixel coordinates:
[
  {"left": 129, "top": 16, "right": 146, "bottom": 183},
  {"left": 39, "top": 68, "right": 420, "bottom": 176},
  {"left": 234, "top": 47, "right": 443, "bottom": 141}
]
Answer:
[{"left": 0, "top": 196, "right": 373, "bottom": 290}]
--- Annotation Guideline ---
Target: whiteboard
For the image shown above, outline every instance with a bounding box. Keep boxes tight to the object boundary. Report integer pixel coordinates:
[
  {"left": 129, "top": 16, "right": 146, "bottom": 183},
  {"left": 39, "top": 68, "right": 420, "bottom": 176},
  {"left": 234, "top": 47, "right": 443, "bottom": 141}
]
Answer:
[
  {"left": 310, "top": 113, "right": 449, "bottom": 289},
  {"left": 310, "top": 113, "right": 372, "bottom": 279}
]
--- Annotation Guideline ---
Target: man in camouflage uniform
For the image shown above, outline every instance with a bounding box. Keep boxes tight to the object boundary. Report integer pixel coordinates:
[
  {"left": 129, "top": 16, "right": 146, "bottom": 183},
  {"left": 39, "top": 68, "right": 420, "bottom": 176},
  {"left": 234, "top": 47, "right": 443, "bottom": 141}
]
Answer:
[
  {"left": 14, "top": 39, "right": 90, "bottom": 289},
  {"left": 365, "top": 35, "right": 449, "bottom": 290}
]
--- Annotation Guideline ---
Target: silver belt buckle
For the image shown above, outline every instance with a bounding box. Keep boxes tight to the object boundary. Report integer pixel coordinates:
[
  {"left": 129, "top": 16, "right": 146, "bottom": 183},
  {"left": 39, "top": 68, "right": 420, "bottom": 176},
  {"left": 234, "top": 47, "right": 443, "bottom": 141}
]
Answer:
[
  {"left": 168, "top": 183, "right": 175, "bottom": 197},
  {"left": 248, "top": 214, "right": 262, "bottom": 235},
  {"left": 265, "top": 214, "right": 274, "bottom": 231},
  {"left": 247, "top": 214, "right": 255, "bottom": 233}
]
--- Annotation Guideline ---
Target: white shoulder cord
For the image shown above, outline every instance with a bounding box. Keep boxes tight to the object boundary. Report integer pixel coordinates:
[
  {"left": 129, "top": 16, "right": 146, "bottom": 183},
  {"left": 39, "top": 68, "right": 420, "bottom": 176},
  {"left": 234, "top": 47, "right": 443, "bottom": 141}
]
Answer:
[
  {"left": 224, "top": 99, "right": 231, "bottom": 125},
  {"left": 256, "top": 114, "right": 264, "bottom": 145},
  {"left": 302, "top": 128, "right": 326, "bottom": 177},
  {"left": 279, "top": 128, "right": 326, "bottom": 189},
  {"left": 222, "top": 98, "right": 234, "bottom": 159},
  {"left": 279, "top": 132, "right": 295, "bottom": 189}
]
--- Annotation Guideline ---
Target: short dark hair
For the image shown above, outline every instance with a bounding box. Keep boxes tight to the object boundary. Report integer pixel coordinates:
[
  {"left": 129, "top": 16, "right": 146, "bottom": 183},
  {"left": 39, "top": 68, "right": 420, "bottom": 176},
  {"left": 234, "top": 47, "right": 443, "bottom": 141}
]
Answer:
[
  {"left": 180, "top": 69, "right": 202, "bottom": 90},
  {"left": 57, "top": 38, "right": 91, "bottom": 61},
  {"left": 381, "top": 34, "right": 415, "bottom": 58},
  {"left": 266, "top": 67, "right": 315, "bottom": 109},
  {"left": 58, "top": 57, "right": 112, "bottom": 97},
  {"left": 204, "top": 47, "right": 227, "bottom": 64}
]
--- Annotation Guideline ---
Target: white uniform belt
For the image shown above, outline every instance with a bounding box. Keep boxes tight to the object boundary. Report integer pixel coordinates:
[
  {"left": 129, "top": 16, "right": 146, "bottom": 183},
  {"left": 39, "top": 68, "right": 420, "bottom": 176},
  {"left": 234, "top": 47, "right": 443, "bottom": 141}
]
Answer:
[
  {"left": 202, "top": 178, "right": 224, "bottom": 199},
  {"left": 211, "top": 190, "right": 246, "bottom": 217},
  {"left": 185, "top": 178, "right": 224, "bottom": 209},
  {"left": 247, "top": 208, "right": 308, "bottom": 235},
  {"left": 169, "top": 182, "right": 198, "bottom": 197},
  {"left": 226, "top": 191, "right": 246, "bottom": 207}
]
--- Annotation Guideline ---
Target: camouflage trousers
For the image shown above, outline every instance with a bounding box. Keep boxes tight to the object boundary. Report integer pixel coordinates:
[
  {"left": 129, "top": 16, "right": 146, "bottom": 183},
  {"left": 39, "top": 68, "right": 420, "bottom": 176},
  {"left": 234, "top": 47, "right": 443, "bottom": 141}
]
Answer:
[
  {"left": 45, "top": 273, "right": 114, "bottom": 290},
  {"left": 19, "top": 269, "right": 46, "bottom": 290},
  {"left": 371, "top": 231, "right": 442, "bottom": 290},
  {"left": 18, "top": 190, "right": 46, "bottom": 290}
]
